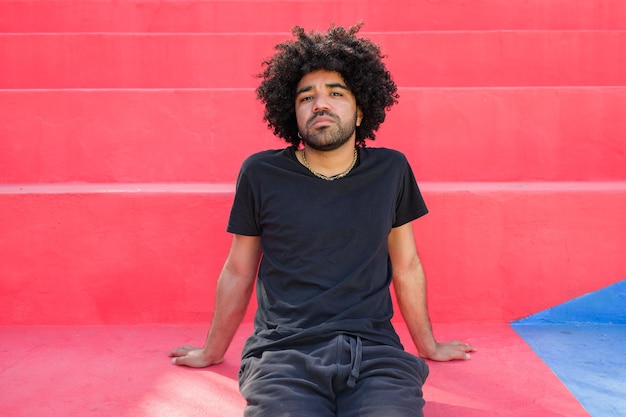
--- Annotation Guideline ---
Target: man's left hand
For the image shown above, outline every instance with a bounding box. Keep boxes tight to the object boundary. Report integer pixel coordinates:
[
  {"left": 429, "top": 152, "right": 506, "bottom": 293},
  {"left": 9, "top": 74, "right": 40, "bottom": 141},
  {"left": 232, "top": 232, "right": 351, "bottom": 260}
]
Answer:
[{"left": 422, "top": 340, "right": 476, "bottom": 361}]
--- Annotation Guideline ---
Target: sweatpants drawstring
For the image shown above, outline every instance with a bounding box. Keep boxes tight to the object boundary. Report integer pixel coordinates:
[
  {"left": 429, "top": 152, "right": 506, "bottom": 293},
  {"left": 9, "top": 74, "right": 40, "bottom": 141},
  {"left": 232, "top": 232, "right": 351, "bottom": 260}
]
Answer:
[{"left": 347, "top": 336, "right": 363, "bottom": 388}]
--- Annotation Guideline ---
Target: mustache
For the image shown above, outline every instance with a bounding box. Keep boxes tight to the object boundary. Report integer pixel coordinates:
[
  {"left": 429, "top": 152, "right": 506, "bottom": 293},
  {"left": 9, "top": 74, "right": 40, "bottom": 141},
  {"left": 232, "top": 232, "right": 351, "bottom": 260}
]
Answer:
[{"left": 307, "top": 110, "right": 339, "bottom": 125}]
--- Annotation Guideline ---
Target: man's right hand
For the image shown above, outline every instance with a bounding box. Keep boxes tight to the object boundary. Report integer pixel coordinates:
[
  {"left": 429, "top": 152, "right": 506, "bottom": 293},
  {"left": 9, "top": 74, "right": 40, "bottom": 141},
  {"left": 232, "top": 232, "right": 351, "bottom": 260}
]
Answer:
[{"left": 168, "top": 345, "right": 223, "bottom": 368}]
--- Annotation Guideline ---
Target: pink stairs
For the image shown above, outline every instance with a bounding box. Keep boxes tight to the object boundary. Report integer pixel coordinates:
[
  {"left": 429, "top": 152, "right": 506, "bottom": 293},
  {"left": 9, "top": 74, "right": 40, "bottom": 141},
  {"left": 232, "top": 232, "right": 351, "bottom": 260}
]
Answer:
[{"left": 1, "top": 1, "right": 625, "bottom": 416}]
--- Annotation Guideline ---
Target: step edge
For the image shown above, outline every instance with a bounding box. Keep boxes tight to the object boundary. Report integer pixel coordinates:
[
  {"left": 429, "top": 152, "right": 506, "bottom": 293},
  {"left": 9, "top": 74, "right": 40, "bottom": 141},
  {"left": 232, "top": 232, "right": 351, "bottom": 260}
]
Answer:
[{"left": 2, "top": 181, "right": 625, "bottom": 195}]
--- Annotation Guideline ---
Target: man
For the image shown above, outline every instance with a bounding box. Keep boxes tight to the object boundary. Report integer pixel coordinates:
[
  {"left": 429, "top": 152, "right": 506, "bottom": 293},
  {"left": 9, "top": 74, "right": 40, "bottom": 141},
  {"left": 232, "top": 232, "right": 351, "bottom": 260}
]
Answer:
[{"left": 169, "top": 24, "right": 475, "bottom": 417}]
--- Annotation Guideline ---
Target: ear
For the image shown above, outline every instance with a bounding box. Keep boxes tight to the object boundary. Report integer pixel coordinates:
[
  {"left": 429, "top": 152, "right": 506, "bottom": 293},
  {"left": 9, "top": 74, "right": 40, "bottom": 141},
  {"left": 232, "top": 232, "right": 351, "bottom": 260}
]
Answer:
[{"left": 356, "top": 107, "right": 364, "bottom": 126}]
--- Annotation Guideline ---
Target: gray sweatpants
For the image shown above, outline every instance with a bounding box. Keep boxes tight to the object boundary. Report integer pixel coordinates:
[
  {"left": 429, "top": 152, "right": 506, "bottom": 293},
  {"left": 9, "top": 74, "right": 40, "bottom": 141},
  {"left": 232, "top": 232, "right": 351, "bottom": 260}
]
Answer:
[{"left": 238, "top": 334, "right": 429, "bottom": 417}]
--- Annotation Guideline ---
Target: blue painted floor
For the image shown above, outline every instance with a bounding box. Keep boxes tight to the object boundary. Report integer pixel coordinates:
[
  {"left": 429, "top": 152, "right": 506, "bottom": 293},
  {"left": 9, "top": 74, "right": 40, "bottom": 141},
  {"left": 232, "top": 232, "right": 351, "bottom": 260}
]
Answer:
[{"left": 512, "top": 279, "right": 626, "bottom": 417}]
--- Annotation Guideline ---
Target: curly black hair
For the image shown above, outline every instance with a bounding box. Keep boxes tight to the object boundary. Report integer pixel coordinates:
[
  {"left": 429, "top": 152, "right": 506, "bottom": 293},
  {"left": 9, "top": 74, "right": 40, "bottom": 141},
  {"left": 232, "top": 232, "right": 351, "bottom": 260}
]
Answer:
[{"left": 256, "top": 23, "right": 399, "bottom": 148}]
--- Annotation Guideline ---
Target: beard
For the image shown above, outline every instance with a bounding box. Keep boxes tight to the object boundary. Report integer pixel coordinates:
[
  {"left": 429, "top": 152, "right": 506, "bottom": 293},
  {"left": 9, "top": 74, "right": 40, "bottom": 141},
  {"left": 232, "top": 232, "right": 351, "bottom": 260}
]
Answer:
[{"left": 301, "top": 110, "right": 357, "bottom": 151}]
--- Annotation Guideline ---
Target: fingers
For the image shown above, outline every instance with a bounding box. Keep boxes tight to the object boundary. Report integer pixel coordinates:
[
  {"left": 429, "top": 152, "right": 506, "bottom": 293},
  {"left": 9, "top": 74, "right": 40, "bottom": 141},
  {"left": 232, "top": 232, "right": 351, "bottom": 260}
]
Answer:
[
  {"left": 447, "top": 345, "right": 471, "bottom": 360},
  {"left": 168, "top": 345, "right": 203, "bottom": 366},
  {"left": 437, "top": 340, "right": 476, "bottom": 361},
  {"left": 168, "top": 344, "right": 198, "bottom": 357},
  {"left": 461, "top": 342, "right": 476, "bottom": 360},
  {"left": 451, "top": 340, "right": 476, "bottom": 360},
  {"left": 171, "top": 355, "right": 189, "bottom": 366},
  {"left": 169, "top": 349, "right": 197, "bottom": 367},
  {"left": 167, "top": 345, "right": 220, "bottom": 368}
]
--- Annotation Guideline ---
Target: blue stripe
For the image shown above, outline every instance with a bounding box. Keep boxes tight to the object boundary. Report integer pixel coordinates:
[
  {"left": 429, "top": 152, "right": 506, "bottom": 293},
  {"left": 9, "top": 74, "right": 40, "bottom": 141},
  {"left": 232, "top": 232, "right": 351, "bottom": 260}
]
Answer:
[{"left": 511, "top": 279, "right": 626, "bottom": 417}]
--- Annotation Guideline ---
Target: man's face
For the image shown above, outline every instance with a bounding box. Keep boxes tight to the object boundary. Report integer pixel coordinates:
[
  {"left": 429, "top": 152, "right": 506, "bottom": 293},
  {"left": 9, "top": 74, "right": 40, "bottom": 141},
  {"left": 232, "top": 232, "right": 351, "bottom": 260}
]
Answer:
[{"left": 295, "top": 70, "right": 363, "bottom": 151}]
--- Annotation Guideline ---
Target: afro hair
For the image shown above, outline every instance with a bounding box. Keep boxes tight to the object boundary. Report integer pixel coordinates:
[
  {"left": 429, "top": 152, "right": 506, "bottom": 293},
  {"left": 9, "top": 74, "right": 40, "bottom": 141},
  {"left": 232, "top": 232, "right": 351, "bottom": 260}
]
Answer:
[{"left": 256, "top": 23, "right": 399, "bottom": 148}]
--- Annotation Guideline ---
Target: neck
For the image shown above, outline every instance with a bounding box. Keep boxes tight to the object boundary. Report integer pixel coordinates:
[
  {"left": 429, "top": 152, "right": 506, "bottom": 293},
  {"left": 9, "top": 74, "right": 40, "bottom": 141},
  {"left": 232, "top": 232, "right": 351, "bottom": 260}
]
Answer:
[{"left": 299, "top": 143, "right": 358, "bottom": 180}]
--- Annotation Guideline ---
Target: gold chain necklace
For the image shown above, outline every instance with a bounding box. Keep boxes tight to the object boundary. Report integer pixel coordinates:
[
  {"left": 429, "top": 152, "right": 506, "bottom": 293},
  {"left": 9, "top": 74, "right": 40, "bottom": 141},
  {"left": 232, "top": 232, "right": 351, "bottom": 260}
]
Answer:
[{"left": 301, "top": 147, "right": 358, "bottom": 181}]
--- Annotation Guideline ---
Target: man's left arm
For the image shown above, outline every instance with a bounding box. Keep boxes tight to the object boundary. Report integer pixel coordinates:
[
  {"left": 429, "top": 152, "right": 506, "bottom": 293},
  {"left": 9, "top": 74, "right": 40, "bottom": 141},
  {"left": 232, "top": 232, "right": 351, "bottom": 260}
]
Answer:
[{"left": 388, "top": 222, "right": 476, "bottom": 361}]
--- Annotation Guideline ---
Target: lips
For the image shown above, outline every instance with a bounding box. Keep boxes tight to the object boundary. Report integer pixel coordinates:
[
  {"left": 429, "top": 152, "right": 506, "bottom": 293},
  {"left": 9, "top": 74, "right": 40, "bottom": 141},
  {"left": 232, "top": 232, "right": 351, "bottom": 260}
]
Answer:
[{"left": 308, "top": 115, "right": 336, "bottom": 128}]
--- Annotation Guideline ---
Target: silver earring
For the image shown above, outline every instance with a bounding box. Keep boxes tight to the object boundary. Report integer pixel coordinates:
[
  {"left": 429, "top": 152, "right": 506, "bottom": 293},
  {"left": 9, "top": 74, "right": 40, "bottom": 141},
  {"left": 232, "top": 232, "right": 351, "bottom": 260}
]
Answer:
[{"left": 298, "top": 132, "right": 302, "bottom": 139}]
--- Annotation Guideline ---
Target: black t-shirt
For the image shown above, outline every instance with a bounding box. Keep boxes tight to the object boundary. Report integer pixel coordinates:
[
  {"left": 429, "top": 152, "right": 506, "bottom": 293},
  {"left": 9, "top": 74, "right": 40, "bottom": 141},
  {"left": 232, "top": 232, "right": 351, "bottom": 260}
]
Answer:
[{"left": 227, "top": 147, "right": 428, "bottom": 358}]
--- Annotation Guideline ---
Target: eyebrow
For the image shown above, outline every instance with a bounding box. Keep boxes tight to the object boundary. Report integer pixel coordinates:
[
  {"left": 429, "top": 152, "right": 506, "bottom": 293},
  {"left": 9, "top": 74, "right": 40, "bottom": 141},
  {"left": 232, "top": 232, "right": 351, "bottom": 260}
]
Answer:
[{"left": 295, "top": 82, "right": 350, "bottom": 96}]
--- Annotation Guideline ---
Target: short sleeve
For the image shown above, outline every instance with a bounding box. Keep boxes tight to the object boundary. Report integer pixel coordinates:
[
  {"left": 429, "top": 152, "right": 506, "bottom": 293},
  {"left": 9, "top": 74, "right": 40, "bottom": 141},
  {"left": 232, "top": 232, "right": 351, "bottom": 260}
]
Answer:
[
  {"left": 393, "top": 158, "right": 428, "bottom": 228},
  {"left": 227, "top": 160, "right": 262, "bottom": 236}
]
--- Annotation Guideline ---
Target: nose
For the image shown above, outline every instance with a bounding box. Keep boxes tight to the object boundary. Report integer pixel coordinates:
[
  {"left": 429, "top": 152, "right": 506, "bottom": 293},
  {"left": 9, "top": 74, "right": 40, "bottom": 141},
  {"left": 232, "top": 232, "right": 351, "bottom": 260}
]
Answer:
[{"left": 312, "top": 95, "right": 330, "bottom": 113}]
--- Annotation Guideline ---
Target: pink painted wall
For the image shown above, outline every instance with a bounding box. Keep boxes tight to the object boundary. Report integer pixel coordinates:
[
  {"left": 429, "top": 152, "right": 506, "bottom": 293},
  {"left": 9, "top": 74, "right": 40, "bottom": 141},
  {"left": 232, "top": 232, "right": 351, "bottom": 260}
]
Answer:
[
  {"left": 2, "top": 0, "right": 626, "bottom": 32},
  {"left": 2, "top": 88, "right": 624, "bottom": 183},
  {"left": 1, "top": 183, "right": 625, "bottom": 325}
]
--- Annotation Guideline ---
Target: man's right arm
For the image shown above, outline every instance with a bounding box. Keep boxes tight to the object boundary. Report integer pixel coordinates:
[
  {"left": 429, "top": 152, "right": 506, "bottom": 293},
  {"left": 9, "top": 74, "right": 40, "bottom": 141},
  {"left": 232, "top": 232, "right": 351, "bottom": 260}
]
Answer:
[{"left": 169, "top": 234, "right": 262, "bottom": 367}]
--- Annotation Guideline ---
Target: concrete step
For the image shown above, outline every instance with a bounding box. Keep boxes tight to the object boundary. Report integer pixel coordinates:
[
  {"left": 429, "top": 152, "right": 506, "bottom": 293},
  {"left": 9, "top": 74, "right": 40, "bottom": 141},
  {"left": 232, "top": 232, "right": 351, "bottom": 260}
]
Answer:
[
  {"left": 2, "top": 87, "right": 624, "bottom": 183},
  {"left": 1, "top": 0, "right": 625, "bottom": 32},
  {"left": 1, "top": 182, "right": 624, "bottom": 325},
  {"left": 0, "top": 323, "right": 592, "bottom": 417},
  {"left": 0, "top": 184, "right": 235, "bottom": 325},
  {"left": 2, "top": 31, "right": 626, "bottom": 88}
]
